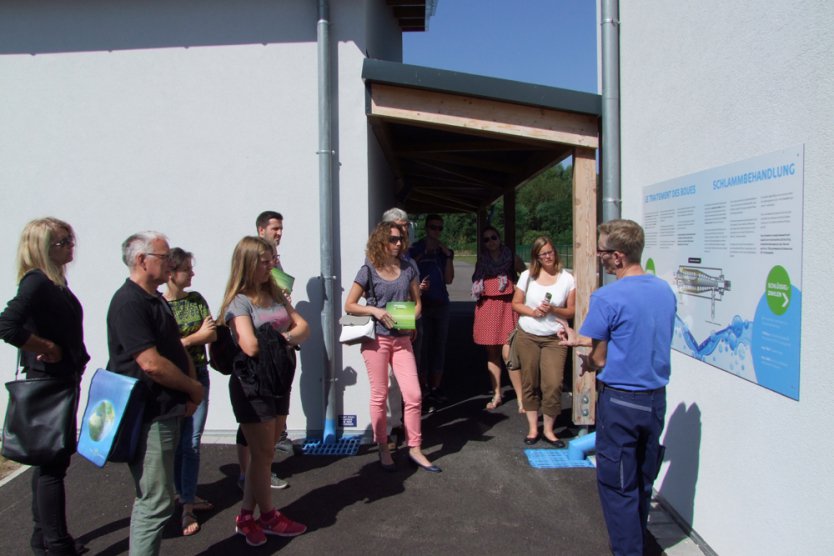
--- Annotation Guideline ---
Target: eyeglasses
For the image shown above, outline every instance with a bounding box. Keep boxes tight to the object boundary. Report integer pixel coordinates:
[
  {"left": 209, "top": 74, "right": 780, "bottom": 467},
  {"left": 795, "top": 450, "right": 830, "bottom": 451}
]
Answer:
[
  {"left": 52, "top": 237, "right": 74, "bottom": 248},
  {"left": 388, "top": 236, "right": 404, "bottom": 244},
  {"left": 596, "top": 248, "right": 617, "bottom": 256},
  {"left": 427, "top": 224, "right": 443, "bottom": 232},
  {"left": 482, "top": 235, "right": 499, "bottom": 243},
  {"left": 146, "top": 252, "right": 171, "bottom": 262},
  {"left": 537, "top": 250, "right": 556, "bottom": 259}
]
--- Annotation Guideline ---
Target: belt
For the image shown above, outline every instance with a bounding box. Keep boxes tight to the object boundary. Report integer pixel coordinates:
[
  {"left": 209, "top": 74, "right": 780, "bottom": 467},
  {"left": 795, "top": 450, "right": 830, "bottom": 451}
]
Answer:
[{"left": 599, "top": 382, "right": 665, "bottom": 395}]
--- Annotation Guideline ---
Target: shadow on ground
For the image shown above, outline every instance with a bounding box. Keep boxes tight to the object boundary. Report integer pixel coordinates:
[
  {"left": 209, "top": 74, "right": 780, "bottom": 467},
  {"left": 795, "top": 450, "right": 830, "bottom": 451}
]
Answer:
[{"left": 0, "top": 298, "right": 619, "bottom": 555}]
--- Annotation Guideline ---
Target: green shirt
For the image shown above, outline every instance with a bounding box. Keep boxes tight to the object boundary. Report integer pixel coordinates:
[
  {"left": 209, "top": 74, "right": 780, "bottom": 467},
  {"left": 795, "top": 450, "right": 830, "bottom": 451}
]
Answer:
[{"left": 167, "top": 291, "right": 211, "bottom": 367}]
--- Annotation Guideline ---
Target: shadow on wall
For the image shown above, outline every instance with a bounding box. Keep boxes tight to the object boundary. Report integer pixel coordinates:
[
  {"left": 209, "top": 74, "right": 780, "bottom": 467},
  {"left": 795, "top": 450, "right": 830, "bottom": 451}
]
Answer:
[
  {"left": 295, "top": 277, "right": 326, "bottom": 437},
  {"left": 0, "top": 0, "right": 319, "bottom": 55},
  {"left": 658, "top": 402, "right": 702, "bottom": 533}
]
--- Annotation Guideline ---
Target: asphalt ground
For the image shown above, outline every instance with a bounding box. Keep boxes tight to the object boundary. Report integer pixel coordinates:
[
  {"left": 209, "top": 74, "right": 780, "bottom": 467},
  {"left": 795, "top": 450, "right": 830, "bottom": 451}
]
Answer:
[
  {"left": 0, "top": 391, "right": 612, "bottom": 556},
  {"left": 0, "top": 263, "right": 683, "bottom": 555}
]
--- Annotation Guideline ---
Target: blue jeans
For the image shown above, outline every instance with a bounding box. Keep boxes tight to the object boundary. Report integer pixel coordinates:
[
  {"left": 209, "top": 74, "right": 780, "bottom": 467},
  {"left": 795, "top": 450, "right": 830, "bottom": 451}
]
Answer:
[
  {"left": 595, "top": 384, "right": 666, "bottom": 556},
  {"left": 174, "top": 366, "right": 210, "bottom": 504}
]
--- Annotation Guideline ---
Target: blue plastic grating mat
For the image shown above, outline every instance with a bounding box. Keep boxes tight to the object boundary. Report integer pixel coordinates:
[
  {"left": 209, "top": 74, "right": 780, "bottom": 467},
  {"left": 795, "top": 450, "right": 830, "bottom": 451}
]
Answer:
[
  {"left": 302, "top": 435, "right": 362, "bottom": 456},
  {"left": 525, "top": 448, "right": 595, "bottom": 469}
]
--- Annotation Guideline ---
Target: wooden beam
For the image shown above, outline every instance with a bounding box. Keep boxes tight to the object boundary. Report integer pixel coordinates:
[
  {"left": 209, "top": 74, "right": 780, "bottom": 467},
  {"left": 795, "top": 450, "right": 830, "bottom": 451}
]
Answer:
[
  {"left": 401, "top": 151, "right": 521, "bottom": 175},
  {"left": 395, "top": 136, "right": 555, "bottom": 154},
  {"left": 571, "top": 147, "right": 598, "bottom": 426},
  {"left": 409, "top": 189, "right": 481, "bottom": 212},
  {"left": 504, "top": 190, "right": 517, "bottom": 256},
  {"left": 370, "top": 84, "right": 599, "bottom": 149}
]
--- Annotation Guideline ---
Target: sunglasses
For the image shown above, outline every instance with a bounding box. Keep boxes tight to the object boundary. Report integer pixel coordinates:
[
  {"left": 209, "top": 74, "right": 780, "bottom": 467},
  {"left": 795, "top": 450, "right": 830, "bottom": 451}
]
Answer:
[
  {"left": 146, "top": 252, "right": 172, "bottom": 262},
  {"left": 388, "top": 236, "right": 404, "bottom": 244},
  {"left": 52, "top": 237, "right": 75, "bottom": 248},
  {"left": 427, "top": 224, "right": 443, "bottom": 232},
  {"left": 482, "top": 235, "right": 499, "bottom": 243}
]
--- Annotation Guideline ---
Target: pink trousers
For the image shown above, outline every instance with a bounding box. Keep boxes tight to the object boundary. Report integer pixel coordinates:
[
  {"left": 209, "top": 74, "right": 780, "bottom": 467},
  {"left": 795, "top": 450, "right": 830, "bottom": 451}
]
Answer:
[{"left": 361, "top": 335, "right": 422, "bottom": 447}]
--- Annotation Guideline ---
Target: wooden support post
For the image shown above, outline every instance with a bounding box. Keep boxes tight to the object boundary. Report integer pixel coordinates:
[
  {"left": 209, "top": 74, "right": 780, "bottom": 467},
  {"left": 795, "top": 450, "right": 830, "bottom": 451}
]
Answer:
[
  {"left": 572, "top": 147, "right": 598, "bottom": 426},
  {"left": 504, "top": 189, "right": 517, "bottom": 258},
  {"left": 476, "top": 207, "right": 488, "bottom": 251}
]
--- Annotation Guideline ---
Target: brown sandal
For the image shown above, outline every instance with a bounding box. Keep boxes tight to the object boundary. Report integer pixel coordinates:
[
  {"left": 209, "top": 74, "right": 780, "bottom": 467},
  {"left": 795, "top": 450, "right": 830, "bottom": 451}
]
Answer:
[
  {"left": 182, "top": 511, "right": 200, "bottom": 536},
  {"left": 191, "top": 497, "right": 214, "bottom": 512}
]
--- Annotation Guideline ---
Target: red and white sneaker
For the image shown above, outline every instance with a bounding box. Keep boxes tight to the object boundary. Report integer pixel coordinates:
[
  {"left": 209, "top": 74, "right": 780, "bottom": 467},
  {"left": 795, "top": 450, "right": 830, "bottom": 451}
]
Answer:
[
  {"left": 235, "top": 513, "right": 266, "bottom": 546},
  {"left": 258, "top": 511, "right": 307, "bottom": 537}
]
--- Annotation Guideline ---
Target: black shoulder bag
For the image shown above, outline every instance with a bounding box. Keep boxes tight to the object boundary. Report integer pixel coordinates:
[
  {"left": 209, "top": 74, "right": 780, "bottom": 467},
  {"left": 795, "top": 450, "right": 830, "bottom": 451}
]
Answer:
[{"left": 2, "top": 352, "right": 78, "bottom": 465}]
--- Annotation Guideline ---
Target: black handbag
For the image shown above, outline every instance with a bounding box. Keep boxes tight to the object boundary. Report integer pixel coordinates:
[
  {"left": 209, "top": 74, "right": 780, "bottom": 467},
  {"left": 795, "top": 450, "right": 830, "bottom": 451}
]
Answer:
[{"left": 2, "top": 359, "right": 78, "bottom": 466}]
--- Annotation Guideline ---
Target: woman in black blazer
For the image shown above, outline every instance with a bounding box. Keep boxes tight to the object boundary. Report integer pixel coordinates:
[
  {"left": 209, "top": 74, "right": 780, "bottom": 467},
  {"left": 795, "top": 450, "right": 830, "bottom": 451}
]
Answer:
[{"left": 0, "top": 217, "right": 89, "bottom": 556}]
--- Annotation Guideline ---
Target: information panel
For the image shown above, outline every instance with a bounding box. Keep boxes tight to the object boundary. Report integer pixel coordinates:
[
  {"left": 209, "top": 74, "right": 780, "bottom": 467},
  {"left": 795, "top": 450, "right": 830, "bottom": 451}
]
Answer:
[{"left": 642, "top": 146, "right": 803, "bottom": 399}]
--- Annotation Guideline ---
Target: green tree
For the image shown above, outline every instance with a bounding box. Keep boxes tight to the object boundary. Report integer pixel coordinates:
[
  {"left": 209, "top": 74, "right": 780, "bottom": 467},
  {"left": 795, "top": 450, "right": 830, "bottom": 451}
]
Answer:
[{"left": 410, "top": 163, "right": 577, "bottom": 255}]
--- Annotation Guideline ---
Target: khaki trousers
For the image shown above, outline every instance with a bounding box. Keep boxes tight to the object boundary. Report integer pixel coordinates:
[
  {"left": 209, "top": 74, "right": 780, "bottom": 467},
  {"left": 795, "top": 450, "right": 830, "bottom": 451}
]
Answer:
[{"left": 515, "top": 328, "right": 568, "bottom": 417}]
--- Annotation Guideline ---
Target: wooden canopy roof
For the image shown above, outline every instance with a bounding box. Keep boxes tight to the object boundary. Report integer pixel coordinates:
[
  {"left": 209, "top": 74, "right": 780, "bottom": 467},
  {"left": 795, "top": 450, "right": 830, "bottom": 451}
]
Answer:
[{"left": 362, "top": 59, "right": 601, "bottom": 214}]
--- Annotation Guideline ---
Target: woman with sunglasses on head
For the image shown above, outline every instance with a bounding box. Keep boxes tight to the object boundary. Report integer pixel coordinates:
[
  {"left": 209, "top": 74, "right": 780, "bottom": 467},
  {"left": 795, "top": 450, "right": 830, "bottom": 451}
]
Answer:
[
  {"left": 219, "top": 236, "right": 309, "bottom": 547},
  {"left": 511, "top": 236, "right": 576, "bottom": 447},
  {"left": 471, "top": 226, "right": 526, "bottom": 412},
  {"left": 0, "top": 218, "right": 89, "bottom": 556},
  {"left": 163, "top": 247, "right": 216, "bottom": 536},
  {"left": 345, "top": 222, "right": 440, "bottom": 473}
]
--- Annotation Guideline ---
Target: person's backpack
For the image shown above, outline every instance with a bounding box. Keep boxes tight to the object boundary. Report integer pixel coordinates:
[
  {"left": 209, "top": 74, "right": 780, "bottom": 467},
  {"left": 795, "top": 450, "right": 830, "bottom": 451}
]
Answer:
[{"left": 208, "top": 324, "right": 239, "bottom": 375}]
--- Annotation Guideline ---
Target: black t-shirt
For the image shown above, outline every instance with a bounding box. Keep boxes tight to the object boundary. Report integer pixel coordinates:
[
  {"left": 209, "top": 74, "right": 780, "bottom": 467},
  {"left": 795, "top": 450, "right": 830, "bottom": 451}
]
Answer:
[{"left": 106, "top": 278, "right": 190, "bottom": 421}]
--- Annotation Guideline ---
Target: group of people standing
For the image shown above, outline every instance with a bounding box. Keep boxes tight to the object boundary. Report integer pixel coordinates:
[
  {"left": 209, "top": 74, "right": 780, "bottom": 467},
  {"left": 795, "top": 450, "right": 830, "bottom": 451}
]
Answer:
[
  {"left": 0, "top": 212, "right": 307, "bottom": 554},
  {"left": 471, "top": 227, "right": 576, "bottom": 447},
  {"left": 472, "top": 220, "right": 674, "bottom": 556},
  {"left": 0, "top": 212, "right": 674, "bottom": 556}
]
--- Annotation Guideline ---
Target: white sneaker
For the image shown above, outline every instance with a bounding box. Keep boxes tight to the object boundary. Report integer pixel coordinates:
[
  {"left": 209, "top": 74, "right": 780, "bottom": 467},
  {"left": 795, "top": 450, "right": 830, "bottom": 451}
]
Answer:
[{"left": 270, "top": 473, "right": 289, "bottom": 489}]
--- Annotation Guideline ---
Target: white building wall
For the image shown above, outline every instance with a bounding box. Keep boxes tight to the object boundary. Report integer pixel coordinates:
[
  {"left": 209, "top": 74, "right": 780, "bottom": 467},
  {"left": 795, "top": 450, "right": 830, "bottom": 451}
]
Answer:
[
  {"left": 0, "top": 0, "right": 402, "bottom": 442},
  {"left": 619, "top": 1, "right": 834, "bottom": 554}
]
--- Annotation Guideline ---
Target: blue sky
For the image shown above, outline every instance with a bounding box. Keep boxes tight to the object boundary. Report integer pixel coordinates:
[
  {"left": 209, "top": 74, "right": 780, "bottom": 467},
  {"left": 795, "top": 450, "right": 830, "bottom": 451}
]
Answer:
[{"left": 403, "top": 0, "right": 598, "bottom": 93}]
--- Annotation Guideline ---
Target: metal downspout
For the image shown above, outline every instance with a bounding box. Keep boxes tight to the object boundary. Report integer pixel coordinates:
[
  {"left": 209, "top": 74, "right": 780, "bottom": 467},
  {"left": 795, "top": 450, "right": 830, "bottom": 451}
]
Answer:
[
  {"left": 601, "top": 0, "right": 621, "bottom": 283},
  {"left": 317, "top": 0, "right": 338, "bottom": 442}
]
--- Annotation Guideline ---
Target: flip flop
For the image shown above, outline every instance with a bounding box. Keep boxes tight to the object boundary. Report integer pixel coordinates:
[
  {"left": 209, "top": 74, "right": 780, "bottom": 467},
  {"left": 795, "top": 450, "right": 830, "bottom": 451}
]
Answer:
[{"left": 182, "top": 511, "right": 200, "bottom": 536}]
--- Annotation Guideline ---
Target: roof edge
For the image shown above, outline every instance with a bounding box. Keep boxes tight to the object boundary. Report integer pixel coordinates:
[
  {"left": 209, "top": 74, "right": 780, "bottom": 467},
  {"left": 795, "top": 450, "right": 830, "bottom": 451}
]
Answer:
[{"left": 362, "top": 59, "right": 601, "bottom": 117}]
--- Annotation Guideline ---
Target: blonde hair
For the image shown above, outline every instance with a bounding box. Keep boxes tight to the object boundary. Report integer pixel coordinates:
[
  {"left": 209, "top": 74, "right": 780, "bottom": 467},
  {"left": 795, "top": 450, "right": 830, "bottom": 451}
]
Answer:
[
  {"left": 16, "top": 217, "right": 75, "bottom": 287},
  {"left": 528, "top": 236, "right": 562, "bottom": 279},
  {"left": 219, "top": 236, "right": 286, "bottom": 320},
  {"left": 366, "top": 221, "right": 408, "bottom": 268}
]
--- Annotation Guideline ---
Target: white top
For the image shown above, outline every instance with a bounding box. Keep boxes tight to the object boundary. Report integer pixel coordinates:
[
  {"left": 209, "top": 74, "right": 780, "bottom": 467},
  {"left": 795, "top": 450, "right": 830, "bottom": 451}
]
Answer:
[{"left": 516, "top": 269, "right": 576, "bottom": 336}]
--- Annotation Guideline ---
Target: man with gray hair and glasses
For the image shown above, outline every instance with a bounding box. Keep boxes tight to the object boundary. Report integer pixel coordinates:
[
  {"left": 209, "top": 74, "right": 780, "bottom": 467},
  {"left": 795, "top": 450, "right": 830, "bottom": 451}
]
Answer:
[{"left": 106, "top": 231, "right": 204, "bottom": 556}]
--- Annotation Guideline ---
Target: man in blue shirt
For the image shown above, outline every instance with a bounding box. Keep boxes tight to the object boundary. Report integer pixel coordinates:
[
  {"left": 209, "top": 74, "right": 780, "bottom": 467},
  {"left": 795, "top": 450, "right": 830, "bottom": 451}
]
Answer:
[
  {"left": 560, "top": 219, "right": 676, "bottom": 556},
  {"left": 409, "top": 214, "right": 454, "bottom": 406}
]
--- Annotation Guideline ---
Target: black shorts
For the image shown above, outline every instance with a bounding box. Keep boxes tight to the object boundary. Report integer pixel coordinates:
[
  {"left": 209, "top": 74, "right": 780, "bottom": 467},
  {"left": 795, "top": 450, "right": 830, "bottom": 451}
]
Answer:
[{"left": 229, "top": 375, "right": 291, "bottom": 425}]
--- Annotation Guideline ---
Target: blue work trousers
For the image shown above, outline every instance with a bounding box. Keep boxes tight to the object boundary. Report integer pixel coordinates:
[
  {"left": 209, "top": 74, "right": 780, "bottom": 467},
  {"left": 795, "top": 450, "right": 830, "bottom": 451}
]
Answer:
[{"left": 595, "top": 384, "right": 666, "bottom": 556}]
